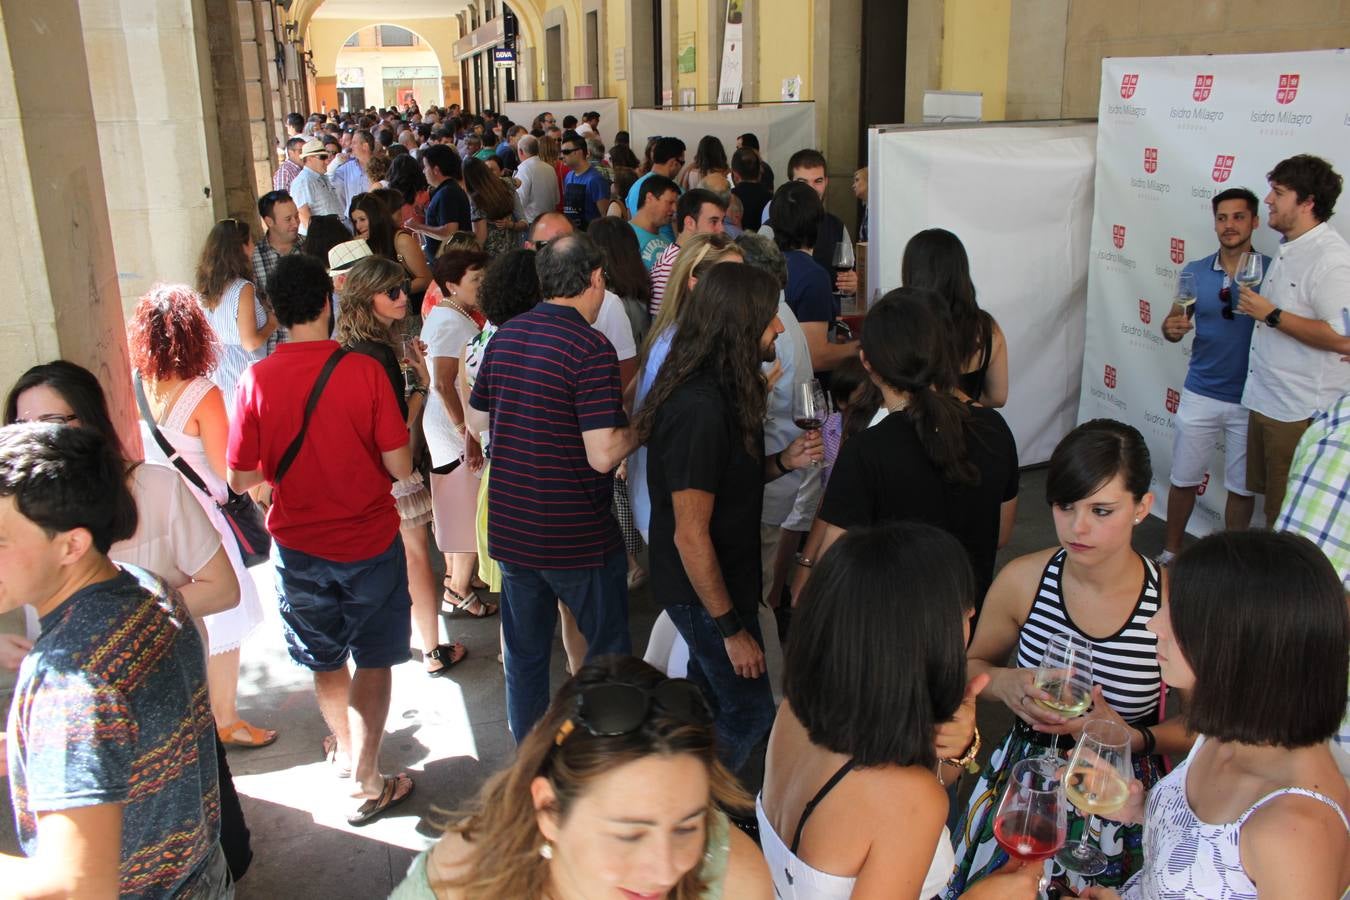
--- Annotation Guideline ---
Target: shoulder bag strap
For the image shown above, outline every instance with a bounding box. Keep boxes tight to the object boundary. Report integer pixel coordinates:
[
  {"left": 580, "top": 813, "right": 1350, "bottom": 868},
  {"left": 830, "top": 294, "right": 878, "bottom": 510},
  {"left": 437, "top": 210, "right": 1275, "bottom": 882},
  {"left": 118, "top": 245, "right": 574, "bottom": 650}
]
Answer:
[
  {"left": 274, "top": 347, "right": 348, "bottom": 485},
  {"left": 132, "top": 372, "right": 212, "bottom": 496}
]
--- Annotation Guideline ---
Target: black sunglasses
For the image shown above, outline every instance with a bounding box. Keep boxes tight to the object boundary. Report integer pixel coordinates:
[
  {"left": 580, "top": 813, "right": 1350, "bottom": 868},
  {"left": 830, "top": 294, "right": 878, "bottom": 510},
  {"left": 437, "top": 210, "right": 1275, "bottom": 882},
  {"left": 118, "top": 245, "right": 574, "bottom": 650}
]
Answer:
[
  {"left": 385, "top": 285, "right": 403, "bottom": 300},
  {"left": 1219, "top": 281, "right": 1234, "bottom": 320},
  {"left": 561, "top": 145, "right": 583, "bottom": 155},
  {"left": 553, "top": 678, "right": 713, "bottom": 747}
]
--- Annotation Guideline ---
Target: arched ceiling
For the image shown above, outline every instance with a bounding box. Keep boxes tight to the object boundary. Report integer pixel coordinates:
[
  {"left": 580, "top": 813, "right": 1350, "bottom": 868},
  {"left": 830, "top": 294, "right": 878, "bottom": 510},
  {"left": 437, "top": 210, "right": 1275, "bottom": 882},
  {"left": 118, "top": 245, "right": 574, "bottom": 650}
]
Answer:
[{"left": 310, "top": 0, "right": 468, "bottom": 19}]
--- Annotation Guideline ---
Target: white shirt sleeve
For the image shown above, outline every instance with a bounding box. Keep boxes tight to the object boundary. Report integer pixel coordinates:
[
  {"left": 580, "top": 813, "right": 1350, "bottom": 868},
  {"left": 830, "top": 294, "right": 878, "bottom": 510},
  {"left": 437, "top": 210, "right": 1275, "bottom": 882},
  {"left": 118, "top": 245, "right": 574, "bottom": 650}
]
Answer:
[{"left": 594, "top": 291, "right": 638, "bottom": 361}]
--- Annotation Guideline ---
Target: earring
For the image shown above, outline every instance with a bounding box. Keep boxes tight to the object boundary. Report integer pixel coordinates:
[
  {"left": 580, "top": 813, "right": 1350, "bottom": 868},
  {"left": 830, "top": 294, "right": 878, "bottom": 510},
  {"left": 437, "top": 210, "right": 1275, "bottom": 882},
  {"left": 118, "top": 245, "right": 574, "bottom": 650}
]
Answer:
[
  {"left": 539, "top": 842, "right": 553, "bottom": 860},
  {"left": 1134, "top": 517, "right": 1141, "bottom": 524}
]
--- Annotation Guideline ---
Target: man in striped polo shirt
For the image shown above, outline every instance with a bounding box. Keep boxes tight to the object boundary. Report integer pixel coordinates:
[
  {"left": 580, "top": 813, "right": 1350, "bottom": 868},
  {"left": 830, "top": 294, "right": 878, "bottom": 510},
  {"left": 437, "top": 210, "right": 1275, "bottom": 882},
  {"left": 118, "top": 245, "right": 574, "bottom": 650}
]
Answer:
[
  {"left": 648, "top": 188, "right": 728, "bottom": 318},
  {"left": 468, "top": 234, "right": 636, "bottom": 742}
]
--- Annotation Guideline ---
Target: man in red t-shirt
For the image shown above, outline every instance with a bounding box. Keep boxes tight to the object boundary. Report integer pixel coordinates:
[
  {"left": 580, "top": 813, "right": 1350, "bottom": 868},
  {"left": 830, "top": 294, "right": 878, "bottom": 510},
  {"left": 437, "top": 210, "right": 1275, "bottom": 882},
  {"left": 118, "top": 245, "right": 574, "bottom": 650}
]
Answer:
[{"left": 227, "top": 253, "right": 415, "bottom": 827}]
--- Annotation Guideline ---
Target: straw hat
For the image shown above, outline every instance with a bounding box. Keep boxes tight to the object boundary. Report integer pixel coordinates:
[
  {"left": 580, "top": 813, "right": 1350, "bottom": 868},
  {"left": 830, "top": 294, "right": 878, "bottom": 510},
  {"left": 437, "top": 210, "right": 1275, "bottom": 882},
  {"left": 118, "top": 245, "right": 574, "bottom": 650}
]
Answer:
[
  {"left": 327, "top": 239, "right": 372, "bottom": 276},
  {"left": 299, "top": 138, "right": 328, "bottom": 159}
]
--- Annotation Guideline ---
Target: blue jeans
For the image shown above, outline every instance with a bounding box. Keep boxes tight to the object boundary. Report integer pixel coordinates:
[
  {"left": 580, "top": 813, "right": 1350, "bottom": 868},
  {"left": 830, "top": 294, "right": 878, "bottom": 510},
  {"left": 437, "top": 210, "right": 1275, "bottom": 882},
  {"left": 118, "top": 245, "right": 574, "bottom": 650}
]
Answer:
[
  {"left": 664, "top": 604, "right": 776, "bottom": 776},
  {"left": 498, "top": 549, "right": 631, "bottom": 742}
]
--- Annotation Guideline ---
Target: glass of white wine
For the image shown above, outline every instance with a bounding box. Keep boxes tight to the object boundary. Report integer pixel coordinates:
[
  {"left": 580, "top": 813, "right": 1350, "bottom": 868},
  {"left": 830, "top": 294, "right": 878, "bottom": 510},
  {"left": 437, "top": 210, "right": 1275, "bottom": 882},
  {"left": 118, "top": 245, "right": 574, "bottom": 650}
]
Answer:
[
  {"left": 1174, "top": 272, "right": 1197, "bottom": 317},
  {"left": 1034, "top": 632, "right": 1095, "bottom": 761},
  {"left": 1234, "top": 252, "right": 1263, "bottom": 316},
  {"left": 1058, "top": 719, "right": 1133, "bottom": 877}
]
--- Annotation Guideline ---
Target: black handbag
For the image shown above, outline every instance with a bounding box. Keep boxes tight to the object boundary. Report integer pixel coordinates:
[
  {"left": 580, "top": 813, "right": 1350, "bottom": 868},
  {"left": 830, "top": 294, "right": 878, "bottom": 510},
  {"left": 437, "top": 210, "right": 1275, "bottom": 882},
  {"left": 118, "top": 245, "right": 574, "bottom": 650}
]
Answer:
[{"left": 133, "top": 374, "right": 273, "bottom": 568}]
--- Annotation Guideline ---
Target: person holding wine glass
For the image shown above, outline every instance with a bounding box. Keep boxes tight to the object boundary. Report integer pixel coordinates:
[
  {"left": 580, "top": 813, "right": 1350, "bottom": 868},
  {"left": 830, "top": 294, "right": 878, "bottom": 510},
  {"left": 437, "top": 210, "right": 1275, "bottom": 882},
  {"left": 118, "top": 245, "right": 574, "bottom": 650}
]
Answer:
[
  {"left": 790, "top": 287, "right": 1019, "bottom": 613},
  {"left": 760, "top": 523, "right": 1041, "bottom": 900},
  {"left": 1235, "top": 154, "right": 1350, "bottom": 522},
  {"left": 1158, "top": 188, "right": 1265, "bottom": 567},
  {"left": 945, "top": 419, "right": 1191, "bottom": 897},
  {"left": 1078, "top": 530, "right": 1350, "bottom": 900}
]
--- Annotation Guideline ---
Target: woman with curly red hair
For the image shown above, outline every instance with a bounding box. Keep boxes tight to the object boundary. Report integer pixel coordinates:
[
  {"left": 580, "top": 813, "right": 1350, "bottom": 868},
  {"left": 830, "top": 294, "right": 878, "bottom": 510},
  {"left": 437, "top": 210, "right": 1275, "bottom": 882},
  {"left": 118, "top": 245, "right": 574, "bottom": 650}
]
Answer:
[{"left": 127, "top": 283, "right": 277, "bottom": 749}]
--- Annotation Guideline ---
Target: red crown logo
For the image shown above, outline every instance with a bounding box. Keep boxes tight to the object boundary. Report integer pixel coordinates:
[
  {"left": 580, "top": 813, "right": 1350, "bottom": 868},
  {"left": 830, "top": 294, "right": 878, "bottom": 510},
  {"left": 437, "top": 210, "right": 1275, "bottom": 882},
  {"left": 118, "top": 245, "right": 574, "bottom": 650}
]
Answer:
[
  {"left": 1139, "top": 299, "right": 1152, "bottom": 324},
  {"left": 1196, "top": 473, "right": 1210, "bottom": 496},
  {"left": 1192, "top": 74, "right": 1214, "bottom": 102},
  {"left": 1144, "top": 147, "right": 1158, "bottom": 174},
  {"left": 1113, "top": 225, "right": 1126, "bottom": 249},
  {"left": 1212, "top": 155, "right": 1235, "bottom": 183},
  {"left": 1276, "top": 73, "right": 1300, "bottom": 104},
  {"left": 1120, "top": 74, "right": 1139, "bottom": 99},
  {"left": 1170, "top": 237, "right": 1185, "bottom": 265},
  {"left": 1104, "top": 365, "right": 1117, "bottom": 389},
  {"left": 1165, "top": 388, "right": 1180, "bottom": 414}
]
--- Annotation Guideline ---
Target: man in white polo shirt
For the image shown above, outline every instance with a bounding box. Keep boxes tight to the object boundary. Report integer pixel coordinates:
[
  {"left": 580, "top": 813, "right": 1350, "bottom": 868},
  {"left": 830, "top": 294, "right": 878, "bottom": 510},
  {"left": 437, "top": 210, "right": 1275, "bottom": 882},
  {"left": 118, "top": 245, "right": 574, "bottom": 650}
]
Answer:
[{"left": 1237, "top": 154, "right": 1350, "bottom": 520}]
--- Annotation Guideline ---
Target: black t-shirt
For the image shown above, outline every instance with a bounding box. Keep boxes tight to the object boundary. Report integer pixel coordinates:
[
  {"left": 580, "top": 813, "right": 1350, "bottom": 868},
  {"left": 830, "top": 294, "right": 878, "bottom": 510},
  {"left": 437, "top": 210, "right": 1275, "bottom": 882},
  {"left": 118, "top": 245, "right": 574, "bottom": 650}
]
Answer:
[
  {"left": 424, "top": 179, "right": 472, "bottom": 259},
  {"left": 348, "top": 340, "right": 407, "bottom": 420},
  {"left": 646, "top": 372, "right": 764, "bottom": 617},
  {"left": 818, "top": 404, "right": 1019, "bottom": 601},
  {"left": 811, "top": 212, "right": 847, "bottom": 273},
  {"left": 733, "top": 181, "right": 772, "bottom": 234}
]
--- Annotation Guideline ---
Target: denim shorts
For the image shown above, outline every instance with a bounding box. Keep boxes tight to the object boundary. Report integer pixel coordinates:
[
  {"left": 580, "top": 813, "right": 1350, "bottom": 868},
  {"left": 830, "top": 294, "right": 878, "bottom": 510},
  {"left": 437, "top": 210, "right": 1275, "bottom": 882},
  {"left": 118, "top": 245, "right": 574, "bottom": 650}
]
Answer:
[{"left": 273, "top": 535, "right": 412, "bottom": 671}]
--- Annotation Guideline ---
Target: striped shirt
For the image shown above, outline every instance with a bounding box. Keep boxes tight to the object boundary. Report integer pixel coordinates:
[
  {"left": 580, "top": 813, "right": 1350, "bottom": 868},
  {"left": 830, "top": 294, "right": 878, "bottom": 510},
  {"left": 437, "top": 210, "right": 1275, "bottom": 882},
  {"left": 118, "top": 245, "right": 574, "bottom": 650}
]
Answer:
[
  {"left": 1015, "top": 549, "right": 1162, "bottom": 723},
  {"left": 469, "top": 302, "right": 627, "bottom": 568},
  {"left": 648, "top": 241, "right": 681, "bottom": 317}
]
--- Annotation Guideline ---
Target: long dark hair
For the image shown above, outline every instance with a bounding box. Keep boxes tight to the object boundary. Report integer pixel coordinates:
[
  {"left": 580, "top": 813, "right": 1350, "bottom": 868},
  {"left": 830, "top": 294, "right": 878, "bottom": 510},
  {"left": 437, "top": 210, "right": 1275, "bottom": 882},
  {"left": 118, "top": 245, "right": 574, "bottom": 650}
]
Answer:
[
  {"left": 350, "top": 193, "right": 397, "bottom": 259},
  {"left": 901, "top": 228, "right": 990, "bottom": 366},
  {"left": 387, "top": 153, "right": 427, "bottom": 205},
  {"left": 195, "top": 218, "right": 254, "bottom": 307},
  {"left": 586, "top": 217, "right": 652, "bottom": 307},
  {"left": 634, "top": 263, "right": 778, "bottom": 455},
  {"left": 464, "top": 157, "right": 516, "bottom": 221},
  {"left": 862, "top": 288, "right": 978, "bottom": 485},
  {"left": 5, "top": 360, "right": 127, "bottom": 458},
  {"left": 692, "top": 135, "right": 729, "bottom": 173}
]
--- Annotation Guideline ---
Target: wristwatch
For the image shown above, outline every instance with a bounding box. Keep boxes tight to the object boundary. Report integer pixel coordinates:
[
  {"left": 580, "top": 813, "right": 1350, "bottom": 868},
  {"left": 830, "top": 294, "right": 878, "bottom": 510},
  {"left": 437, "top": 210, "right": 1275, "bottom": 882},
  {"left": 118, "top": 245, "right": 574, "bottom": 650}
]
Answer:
[
  {"left": 713, "top": 609, "right": 743, "bottom": 638},
  {"left": 794, "top": 553, "right": 815, "bottom": 569},
  {"left": 1265, "top": 307, "right": 1282, "bottom": 328}
]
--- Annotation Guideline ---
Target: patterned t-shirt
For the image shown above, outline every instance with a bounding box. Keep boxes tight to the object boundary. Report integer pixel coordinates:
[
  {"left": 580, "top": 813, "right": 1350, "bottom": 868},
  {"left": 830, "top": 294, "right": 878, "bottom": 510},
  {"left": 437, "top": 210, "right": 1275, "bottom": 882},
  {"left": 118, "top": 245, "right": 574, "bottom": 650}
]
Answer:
[{"left": 6, "top": 566, "right": 220, "bottom": 899}]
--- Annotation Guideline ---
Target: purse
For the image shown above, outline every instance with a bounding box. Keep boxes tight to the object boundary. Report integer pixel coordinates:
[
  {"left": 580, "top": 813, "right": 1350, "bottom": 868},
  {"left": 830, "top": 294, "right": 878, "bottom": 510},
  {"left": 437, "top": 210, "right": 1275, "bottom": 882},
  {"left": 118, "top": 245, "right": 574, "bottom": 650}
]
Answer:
[{"left": 133, "top": 374, "right": 272, "bottom": 568}]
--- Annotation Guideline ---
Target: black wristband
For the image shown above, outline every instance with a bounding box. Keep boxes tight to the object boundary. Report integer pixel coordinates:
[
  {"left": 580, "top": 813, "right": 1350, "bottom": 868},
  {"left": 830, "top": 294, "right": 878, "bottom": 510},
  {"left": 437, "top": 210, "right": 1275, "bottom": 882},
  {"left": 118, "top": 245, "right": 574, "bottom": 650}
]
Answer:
[
  {"left": 1137, "top": 725, "right": 1156, "bottom": 757},
  {"left": 773, "top": 450, "right": 787, "bottom": 474},
  {"left": 714, "top": 609, "right": 743, "bottom": 638}
]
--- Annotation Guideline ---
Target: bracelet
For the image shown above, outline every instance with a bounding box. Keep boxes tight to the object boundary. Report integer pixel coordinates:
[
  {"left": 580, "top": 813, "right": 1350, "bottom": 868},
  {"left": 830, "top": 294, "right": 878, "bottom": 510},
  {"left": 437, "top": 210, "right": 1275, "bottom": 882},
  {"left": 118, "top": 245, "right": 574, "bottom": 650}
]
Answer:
[
  {"left": 409, "top": 386, "right": 428, "bottom": 397},
  {"left": 773, "top": 450, "right": 788, "bottom": 474},
  {"left": 1137, "top": 725, "right": 1156, "bottom": 757},
  {"left": 794, "top": 552, "right": 814, "bottom": 569},
  {"left": 945, "top": 725, "right": 982, "bottom": 774},
  {"left": 713, "top": 609, "right": 743, "bottom": 638}
]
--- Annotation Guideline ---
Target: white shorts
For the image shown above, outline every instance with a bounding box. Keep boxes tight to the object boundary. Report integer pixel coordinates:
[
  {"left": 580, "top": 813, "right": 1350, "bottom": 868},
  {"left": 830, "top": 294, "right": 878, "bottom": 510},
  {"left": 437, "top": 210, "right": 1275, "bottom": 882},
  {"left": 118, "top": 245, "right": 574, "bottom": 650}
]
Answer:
[{"left": 1170, "top": 388, "right": 1253, "bottom": 496}]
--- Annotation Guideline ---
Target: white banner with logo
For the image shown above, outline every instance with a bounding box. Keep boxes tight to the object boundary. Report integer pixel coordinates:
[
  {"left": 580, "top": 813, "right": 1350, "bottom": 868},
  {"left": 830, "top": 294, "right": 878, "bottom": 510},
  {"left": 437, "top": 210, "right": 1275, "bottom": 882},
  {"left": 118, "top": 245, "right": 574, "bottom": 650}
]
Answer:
[
  {"left": 1080, "top": 49, "right": 1350, "bottom": 533},
  {"left": 716, "top": 0, "right": 744, "bottom": 109},
  {"left": 867, "top": 122, "right": 1098, "bottom": 466},
  {"left": 628, "top": 102, "right": 815, "bottom": 186}
]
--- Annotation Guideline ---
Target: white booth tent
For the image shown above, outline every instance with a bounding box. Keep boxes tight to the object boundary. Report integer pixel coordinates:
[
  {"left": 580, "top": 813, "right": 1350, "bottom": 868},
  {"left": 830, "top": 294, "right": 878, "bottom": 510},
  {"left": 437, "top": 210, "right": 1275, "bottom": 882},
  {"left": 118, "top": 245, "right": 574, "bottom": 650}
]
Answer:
[
  {"left": 627, "top": 102, "right": 816, "bottom": 188},
  {"left": 867, "top": 120, "right": 1098, "bottom": 466}
]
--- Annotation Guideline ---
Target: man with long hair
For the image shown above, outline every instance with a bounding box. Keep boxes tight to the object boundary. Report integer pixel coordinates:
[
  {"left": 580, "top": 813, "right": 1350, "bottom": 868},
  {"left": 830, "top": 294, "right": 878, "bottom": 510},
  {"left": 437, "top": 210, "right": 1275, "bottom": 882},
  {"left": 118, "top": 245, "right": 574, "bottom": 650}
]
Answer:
[{"left": 635, "top": 262, "right": 821, "bottom": 784}]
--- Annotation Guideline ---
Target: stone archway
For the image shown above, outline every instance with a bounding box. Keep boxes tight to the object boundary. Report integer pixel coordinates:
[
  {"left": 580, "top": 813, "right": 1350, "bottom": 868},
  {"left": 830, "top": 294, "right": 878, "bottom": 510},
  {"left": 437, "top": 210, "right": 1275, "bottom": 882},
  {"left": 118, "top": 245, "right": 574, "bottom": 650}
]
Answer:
[{"left": 332, "top": 23, "right": 445, "bottom": 111}]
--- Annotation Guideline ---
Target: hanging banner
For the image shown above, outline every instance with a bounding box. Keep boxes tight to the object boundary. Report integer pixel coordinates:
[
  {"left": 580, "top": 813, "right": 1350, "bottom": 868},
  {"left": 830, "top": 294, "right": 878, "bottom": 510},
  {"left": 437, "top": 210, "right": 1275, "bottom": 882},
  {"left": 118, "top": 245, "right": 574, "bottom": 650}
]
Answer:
[
  {"left": 716, "top": 0, "right": 744, "bottom": 109},
  {"left": 1079, "top": 49, "right": 1350, "bottom": 534}
]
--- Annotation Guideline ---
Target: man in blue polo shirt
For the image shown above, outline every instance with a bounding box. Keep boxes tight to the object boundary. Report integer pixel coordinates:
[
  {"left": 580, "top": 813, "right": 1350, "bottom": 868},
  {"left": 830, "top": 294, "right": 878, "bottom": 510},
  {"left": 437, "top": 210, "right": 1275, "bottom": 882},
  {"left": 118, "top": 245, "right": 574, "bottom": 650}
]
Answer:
[
  {"left": 467, "top": 234, "right": 635, "bottom": 742},
  {"left": 560, "top": 129, "right": 611, "bottom": 231},
  {"left": 1158, "top": 187, "right": 1269, "bottom": 564},
  {"left": 625, "top": 136, "right": 686, "bottom": 237}
]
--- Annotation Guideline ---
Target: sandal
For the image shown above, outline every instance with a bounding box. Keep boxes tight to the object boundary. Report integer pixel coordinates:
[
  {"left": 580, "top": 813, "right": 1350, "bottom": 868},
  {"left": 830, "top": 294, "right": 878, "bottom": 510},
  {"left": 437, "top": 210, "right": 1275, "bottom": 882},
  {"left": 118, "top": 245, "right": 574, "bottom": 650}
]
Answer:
[
  {"left": 322, "top": 734, "right": 351, "bottom": 779},
  {"left": 442, "top": 584, "right": 498, "bottom": 618},
  {"left": 425, "top": 642, "right": 468, "bottom": 677},
  {"left": 217, "top": 719, "right": 278, "bottom": 749},
  {"left": 347, "top": 772, "right": 414, "bottom": 827}
]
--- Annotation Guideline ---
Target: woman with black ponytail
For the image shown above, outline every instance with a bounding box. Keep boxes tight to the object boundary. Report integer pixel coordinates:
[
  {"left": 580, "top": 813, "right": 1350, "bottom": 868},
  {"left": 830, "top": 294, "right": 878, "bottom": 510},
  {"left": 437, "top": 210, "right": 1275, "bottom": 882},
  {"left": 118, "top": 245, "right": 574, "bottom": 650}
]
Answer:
[{"left": 789, "top": 287, "right": 1020, "bottom": 611}]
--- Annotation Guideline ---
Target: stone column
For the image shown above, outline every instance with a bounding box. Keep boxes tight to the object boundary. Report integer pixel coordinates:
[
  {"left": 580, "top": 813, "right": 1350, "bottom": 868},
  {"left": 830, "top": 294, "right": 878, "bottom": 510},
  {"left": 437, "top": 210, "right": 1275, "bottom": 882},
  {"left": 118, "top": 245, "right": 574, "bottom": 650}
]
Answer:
[
  {"left": 812, "top": 0, "right": 863, "bottom": 234},
  {"left": 203, "top": 0, "right": 259, "bottom": 219}
]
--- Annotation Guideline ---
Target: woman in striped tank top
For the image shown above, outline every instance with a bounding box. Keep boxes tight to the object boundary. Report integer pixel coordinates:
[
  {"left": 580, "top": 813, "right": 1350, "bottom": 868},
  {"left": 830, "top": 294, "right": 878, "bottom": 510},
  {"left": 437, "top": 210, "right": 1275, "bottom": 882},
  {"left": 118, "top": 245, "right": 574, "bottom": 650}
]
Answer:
[{"left": 946, "top": 421, "right": 1193, "bottom": 897}]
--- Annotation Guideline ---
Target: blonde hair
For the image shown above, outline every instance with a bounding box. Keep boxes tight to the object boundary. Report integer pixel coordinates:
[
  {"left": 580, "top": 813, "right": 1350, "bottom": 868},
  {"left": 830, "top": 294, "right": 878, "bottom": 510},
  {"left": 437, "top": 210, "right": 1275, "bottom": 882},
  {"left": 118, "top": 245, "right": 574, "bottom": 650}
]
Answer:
[
  {"left": 432, "top": 659, "right": 749, "bottom": 899},
  {"left": 336, "top": 256, "right": 405, "bottom": 348},
  {"left": 436, "top": 230, "right": 484, "bottom": 259},
  {"left": 537, "top": 134, "right": 561, "bottom": 166},
  {"left": 645, "top": 232, "right": 743, "bottom": 359}
]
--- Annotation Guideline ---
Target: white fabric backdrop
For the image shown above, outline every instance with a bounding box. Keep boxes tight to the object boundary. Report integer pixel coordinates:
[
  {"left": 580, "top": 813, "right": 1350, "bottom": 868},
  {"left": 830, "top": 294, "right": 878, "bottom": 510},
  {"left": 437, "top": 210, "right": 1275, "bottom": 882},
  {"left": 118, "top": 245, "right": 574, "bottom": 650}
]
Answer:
[
  {"left": 500, "top": 98, "right": 621, "bottom": 134},
  {"left": 1081, "top": 50, "right": 1350, "bottom": 533},
  {"left": 627, "top": 103, "right": 816, "bottom": 185},
  {"left": 867, "top": 122, "right": 1098, "bottom": 465}
]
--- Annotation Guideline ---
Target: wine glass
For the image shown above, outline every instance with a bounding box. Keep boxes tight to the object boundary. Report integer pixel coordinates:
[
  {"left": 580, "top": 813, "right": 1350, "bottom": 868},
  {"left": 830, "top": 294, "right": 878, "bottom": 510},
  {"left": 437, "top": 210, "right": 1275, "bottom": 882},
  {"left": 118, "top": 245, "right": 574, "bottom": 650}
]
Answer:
[
  {"left": 1058, "top": 719, "right": 1133, "bottom": 877},
  {"left": 1033, "top": 632, "right": 1095, "bottom": 761},
  {"left": 994, "top": 757, "right": 1068, "bottom": 893},
  {"left": 831, "top": 240, "right": 856, "bottom": 295},
  {"left": 1174, "top": 272, "right": 1197, "bottom": 318},
  {"left": 791, "top": 380, "right": 827, "bottom": 469},
  {"left": 1234, "top": 252, "right": 1263, "bottom": 315}
]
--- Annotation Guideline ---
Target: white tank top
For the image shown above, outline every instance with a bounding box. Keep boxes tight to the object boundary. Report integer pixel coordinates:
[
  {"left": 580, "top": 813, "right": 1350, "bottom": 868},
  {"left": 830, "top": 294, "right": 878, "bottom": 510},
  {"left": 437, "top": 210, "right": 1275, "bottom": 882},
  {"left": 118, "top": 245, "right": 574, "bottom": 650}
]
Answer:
[{"left": 1122, "top": 735, "right": 1349, "bottom": 899}]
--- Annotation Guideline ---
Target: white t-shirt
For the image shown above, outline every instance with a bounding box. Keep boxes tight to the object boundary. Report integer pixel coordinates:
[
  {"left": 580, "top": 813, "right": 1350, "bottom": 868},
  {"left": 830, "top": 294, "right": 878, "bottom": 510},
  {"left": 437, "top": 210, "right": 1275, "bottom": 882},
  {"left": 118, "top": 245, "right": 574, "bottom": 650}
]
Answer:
[
  {"left": 110, "top": 462, "right": 222, "bottom": 589},
  {"left": 421, "top": 305, "right": 483, "bottom": 468},
  {"left": 1241, "top": 222, "right": 1350, "bottom": 422},
  {"left": 595, "top": 290, "right": 638, "bottom": 361}
]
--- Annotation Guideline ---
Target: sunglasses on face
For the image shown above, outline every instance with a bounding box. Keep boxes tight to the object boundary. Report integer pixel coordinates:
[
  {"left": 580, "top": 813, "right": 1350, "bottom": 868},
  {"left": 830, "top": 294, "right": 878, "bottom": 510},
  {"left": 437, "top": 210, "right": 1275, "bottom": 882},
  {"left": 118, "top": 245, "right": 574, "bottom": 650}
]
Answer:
[
  {"left": 552, "top": 678, "right": 713, "bottom": 748},
  {"left": 1219, "top": 281, "right": 1234, "bottom": 320},
  {"left": 315, "top": 153, "right": 331, "bottom": 161},
  {"left": 384, "top": 285, "right": 404, "bottom": 300},
  {"left": 561, "top": 146, "right": 582, "bottom": 155}
]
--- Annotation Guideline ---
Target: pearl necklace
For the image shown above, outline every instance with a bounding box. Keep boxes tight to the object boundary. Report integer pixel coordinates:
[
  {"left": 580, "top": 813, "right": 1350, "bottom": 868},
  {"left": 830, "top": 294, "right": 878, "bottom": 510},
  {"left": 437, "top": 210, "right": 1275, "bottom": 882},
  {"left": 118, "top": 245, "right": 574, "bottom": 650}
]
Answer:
[{"left": 438, "top": 296, "right": 475, "bottom": 322}]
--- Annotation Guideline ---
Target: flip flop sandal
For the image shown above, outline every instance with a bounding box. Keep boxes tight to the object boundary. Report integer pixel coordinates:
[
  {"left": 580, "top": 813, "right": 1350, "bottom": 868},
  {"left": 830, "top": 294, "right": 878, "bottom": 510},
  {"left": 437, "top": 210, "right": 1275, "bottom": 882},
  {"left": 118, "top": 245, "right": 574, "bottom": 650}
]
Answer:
[
  {"left": 322, "top": 734, "right": 351, "bottom": 779},
  {"left": 442, "top": 586, "right": 499, "bottom": 618},
  {"left": 425, "top": 642, "right": 468, "bottom": 677},
  {"left": 348, "top": 772, "right": 414, "bottom": 827},
  {"left": 217, "top": 719, "right": 279, "bottom": 749}
]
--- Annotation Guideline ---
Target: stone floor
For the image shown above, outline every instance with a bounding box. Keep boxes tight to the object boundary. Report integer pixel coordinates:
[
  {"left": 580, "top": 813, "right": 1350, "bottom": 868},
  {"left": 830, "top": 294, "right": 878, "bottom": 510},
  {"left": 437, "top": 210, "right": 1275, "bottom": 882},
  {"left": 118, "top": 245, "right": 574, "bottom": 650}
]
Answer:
[{"left": 1, "top": 466, "right": 1168, "bottom": 898}]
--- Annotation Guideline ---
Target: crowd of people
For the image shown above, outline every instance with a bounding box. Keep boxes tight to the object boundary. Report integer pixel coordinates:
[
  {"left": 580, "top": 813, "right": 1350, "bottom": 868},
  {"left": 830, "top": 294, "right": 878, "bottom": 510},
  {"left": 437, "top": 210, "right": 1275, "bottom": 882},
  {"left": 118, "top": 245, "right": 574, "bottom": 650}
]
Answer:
[{"left": 0, "top": 99, "right": 1347, "bottom": 900}]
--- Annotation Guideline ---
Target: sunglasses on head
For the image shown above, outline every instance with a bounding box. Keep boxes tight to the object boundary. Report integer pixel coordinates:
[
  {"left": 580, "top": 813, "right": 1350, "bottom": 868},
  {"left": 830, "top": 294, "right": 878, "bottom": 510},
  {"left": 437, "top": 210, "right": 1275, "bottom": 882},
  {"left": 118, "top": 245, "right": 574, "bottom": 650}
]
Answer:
[{"left": 552, "top": 678, "right": 713, "bottom": 748}]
